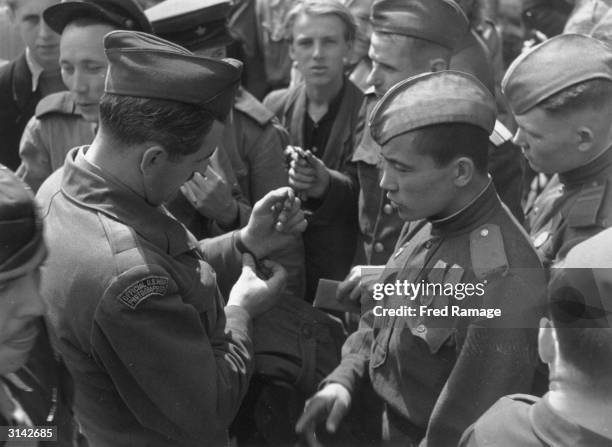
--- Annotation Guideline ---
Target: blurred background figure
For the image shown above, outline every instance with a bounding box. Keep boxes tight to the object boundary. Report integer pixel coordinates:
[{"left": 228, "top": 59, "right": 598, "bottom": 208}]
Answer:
[
  {"left": 0, "top": 165, "right": 74, "bottom": 446},
  {"left": 0, "top": 0, "right": 63, "bottom": 171}
]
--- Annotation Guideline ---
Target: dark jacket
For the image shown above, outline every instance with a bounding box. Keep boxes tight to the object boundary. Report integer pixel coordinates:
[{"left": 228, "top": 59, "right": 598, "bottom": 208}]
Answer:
[{"left": 0, "top": 53, "right": 39, "bottom": 170}]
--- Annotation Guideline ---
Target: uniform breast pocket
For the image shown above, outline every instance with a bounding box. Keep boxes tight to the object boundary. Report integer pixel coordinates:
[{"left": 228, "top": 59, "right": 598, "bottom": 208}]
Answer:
[
  {"left": 370, "top": 326, "right": 393, "bottom": 368},
  {"left": 412, "top": 326, "right": 456, "bottom": 355},
  {"left": 182, "top": 261, "right": 221, "bottom": 330}
]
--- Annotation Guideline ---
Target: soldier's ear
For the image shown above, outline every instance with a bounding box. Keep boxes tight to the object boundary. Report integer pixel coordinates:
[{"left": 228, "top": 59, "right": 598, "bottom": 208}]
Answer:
[
  {"left": 453, "top": 157, "right": 474, "bottom": 187},
  {"left": 140, "top": 145, "right": 169, "bottom": 175},
  {"left": 538, "top": 317, "right": 556, "bottom": 364},
  {"left": 576, "top": 127, "right": 594, "bottom": 153}
]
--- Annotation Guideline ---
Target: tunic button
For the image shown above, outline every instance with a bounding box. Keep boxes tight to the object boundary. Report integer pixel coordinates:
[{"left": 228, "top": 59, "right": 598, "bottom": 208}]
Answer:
[
  {"left": 480, "top": 228, "right": 489, "bottom": 237},
  {"left": 424, "top": 240, "right": 433, "bottom": 249},
  {"left": 383, "top": 204, "right": 393, "bottom": 215},
  {"left": 301, "top": 325, "right": 313, "bottom": 339},
  {"left": 374, "top": 242, "right": 384, "bottom": 253},
  {"left": 416, "top": 324, "right": 427, "bottom": 334}
]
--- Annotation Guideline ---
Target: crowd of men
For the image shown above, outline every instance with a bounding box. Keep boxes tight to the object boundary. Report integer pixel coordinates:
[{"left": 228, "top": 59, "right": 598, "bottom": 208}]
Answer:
[{"left": 1, "top": 0, "right": 611, "bottom": 446}]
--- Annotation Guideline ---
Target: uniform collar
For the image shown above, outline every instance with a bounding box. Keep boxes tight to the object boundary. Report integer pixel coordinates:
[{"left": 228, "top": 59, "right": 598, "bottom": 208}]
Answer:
[
  {"left": 25, "top": 47, "right": 45, "bottom": 93},
  {"left": 430, "top": 179, "right": 497, "bottom": 237},
  {"left": 559, "top": 146, "right": 612, "bottom": 187},
  {"left": 60, "top": 147, "right": 197, "bottom": 257},
  {"left": 530, "top": 395, "right": 612, "bottom": 446}
]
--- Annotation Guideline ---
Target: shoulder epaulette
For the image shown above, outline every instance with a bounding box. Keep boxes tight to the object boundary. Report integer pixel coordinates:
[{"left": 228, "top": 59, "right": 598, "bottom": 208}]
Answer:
[
  {"left": 234, "top": 87, "right": 274, "bottom": 126},
  {"left": 506, "top": 394, "right": 539, "bottom": 405},
  {"left": 469, "top": 224, "right": 509, "bottom": 279},
  {"left": 567, "top": 181, "right": 606, "bottom": 228},
  {"left": 35, "top": 91, "right": 78, "bottom": 118},
  {"left": 489, "top": 120, "right": 514, "bottom": 147}
]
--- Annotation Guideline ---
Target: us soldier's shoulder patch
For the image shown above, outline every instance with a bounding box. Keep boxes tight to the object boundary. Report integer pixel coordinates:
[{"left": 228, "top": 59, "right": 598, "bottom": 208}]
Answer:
[{"left": 117, "top": 276, "right": 169, "bottom": 310}]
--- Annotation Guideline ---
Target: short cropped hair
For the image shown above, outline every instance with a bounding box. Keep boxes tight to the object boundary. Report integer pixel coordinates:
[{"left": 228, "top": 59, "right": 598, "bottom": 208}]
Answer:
[
  {"left": 539, "top": 78, "right": 612, "bottom": 115},
  {"left": 371, "top": 30, "right": 452, "bottom": 66},
  {"left": 98, "top": 93, "right": 214, "bottom": 160},
  {"left": 284, "top": 0, "right": 357, "bottom": 43},
  {"left": 549, "top": 284, "right": 612, "bottom": 383},
  {"left": 409, "top": 123, "right": 489, "bottom": 174}
]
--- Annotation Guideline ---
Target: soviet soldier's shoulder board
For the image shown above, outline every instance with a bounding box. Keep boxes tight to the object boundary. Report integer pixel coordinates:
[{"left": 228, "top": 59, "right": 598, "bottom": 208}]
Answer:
[
  {"left": 234, "top": 87, "right": 275, "bottom": 126},
  {"left": 469, "top": 224, "right": 509, "bottom": 279},
  {"left": 489, "top": 120, "right": 514, "bottom": 147},
  {"left": 35, "top": 91, "right": 78, "bottom": 118},
  {"left": 567, "top": 180, "right": 607, "bottom": 228}
]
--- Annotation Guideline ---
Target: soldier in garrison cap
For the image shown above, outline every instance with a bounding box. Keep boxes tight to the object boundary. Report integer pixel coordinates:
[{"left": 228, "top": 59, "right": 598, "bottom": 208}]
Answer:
[
  {"left": 460, "top": 229, "right": 612, "bottom": 446},
  {"left": 503, "top": 33, "right": 612, "bottom": 268},
  {"left": 263, "top": 0, "right": 362, "bottom": 302},
  {"left": 296, "top": 71, "right": 545, "bottom": 446},
  {"left": 146, "top": 0, "right": 291, "bottom": 236},
  {"left": 16, "top": 0, "right": 152, "bottom": 192},
  {"left": 36, "top": 30, "right": 308, "bottom": 446}
]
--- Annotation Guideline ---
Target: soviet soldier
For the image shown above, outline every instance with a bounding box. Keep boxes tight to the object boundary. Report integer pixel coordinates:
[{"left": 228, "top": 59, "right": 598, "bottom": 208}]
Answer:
[
  {"left": 296, "top": 71, "right": 545, "bottom": 446},
  {"left": 503, "top": 33, "right": 612, "bottom": 268}
]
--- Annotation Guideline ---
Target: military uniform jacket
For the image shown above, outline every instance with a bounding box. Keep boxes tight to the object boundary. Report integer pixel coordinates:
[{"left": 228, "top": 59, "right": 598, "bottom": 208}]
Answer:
[
  {"left": 224, "top": 87, "right": 289, "bottom": 204},
  {"left": 323, "top": 182, "right": 545, "bottom": 446},
  {"left": 17, "top": 91, "right": 95, "bottom": 192},
  {"left": 526, "top": 147, "right": 612, "bottom": 267},
  {"left": 37, "top": 147, "right": 254, "bottom": 446},
  {"left": 459, "top": 393, "right": 612, "bottom": 446}
]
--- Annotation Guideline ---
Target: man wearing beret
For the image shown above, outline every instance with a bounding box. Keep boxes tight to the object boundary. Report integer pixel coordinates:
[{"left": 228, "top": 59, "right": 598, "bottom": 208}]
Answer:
[
  {"left": 16, "top": 0, "right": 152, "bottom": 192},
  {"left": 460, "top": 230, "right": 612, "bottom": 446},
  {"left": 503, "top": 33, "right": 612, "bottom": 268},
  {"left": 37, "top": 30, "right": 307, "bottom": 446},
  {"left": 0, "top": 165, "right": 74, "bottom": 446},
  {"left": 296, "top": 71, "right": 545, "bottom": 446}
]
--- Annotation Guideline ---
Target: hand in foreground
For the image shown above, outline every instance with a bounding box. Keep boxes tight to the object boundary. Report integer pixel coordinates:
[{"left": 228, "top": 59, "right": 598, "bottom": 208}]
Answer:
[
  {"left": 181, "top": 168, "right": 238, "bottom": 226},
  {"left": 227, "top": 253, "right": 287, "bottom": 318},
  {"left": 337, "top": 265, "right": 383, "bottom": 308},
  {"left": 286, "top": 146, "right": 330, "bottom": 199},
  {"left": 295, "top": 383, "right": 352, "bottom": 447},
  {"left": 239, "top": 187, "right": 307, "bottom": 259}
]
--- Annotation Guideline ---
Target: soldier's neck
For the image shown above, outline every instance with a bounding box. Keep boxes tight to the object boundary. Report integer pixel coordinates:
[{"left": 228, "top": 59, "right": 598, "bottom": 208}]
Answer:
[{"left": 547, "top": 378, "right": 612, "bottom": 436}]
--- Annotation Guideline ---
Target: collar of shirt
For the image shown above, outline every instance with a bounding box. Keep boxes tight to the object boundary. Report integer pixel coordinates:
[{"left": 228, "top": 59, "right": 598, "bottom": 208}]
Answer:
[
  {"left": 559, "top": 145, "right": 612, "bottom": 187},
  {"left": 60, "top": 146, "right": 198, "bottom": 258},
  {"left": 530, "top": 394, "right": 612, "bottom": 446},
  {"left": 24, "top": 47, "right": 45, "bottom": 93},
  {"left": 430, "top": 178, "right": 496, "bottom": 237}
]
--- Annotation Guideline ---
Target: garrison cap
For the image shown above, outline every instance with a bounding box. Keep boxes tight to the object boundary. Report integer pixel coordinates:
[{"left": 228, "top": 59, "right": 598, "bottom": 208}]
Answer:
[
  {"left": 0, "top": 165, "right": 45, "bottom": 281},
  {"left": 103, "top": 30, "right": 242, "bottom": 121},
  {"left": 548, "top": 228, "right": 612, "bottom": 327},
  {"left": 145, "top": 0, "right": 233, "bottom": 51},
  {"left": 370, "top": 0, "right": 469, "bottom": 51},
  {"left": 502, "top": 34, "right": 612, "bottom": 115},
  {"left": 369, "top": 70, "right": 496, "bottom": 146},
  {"left": 44, "top": 0, "right": 153, "bottom": 35}
]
